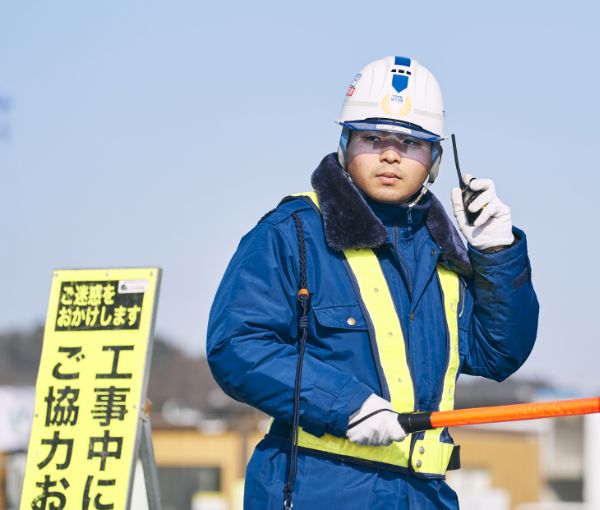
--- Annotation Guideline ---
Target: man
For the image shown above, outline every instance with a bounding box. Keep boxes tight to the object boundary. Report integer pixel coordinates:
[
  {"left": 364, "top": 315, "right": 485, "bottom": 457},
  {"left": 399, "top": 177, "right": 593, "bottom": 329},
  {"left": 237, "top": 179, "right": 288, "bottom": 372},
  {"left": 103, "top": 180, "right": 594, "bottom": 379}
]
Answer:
[{"left": 207, "top": 55, "right": 538, "bottom": 509}]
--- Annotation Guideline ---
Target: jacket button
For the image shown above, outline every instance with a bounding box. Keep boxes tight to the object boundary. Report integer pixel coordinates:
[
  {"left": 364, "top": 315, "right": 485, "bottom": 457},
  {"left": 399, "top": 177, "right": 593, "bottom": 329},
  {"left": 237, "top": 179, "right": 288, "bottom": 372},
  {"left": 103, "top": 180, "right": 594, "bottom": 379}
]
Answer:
[
  {"left": 373, "top": 287, "right": 379, "bottom": 293},
  {"left": 388, "top": 332, "right": 393, "bottom": 337},
  {"left": 415, "top": 460, "right": 422, "bottom": 468},
  {"left": 347, "top": 317, "right": 356, "bottom": 326},
  {"left": 410, "top": 313, "right": 415, "bottom": 320},
  {"left": 419, "top": 446, "right": 425, "bottom": 454},
  {"left": 431, "top": 249, "right": 437, "bottom": 256}
]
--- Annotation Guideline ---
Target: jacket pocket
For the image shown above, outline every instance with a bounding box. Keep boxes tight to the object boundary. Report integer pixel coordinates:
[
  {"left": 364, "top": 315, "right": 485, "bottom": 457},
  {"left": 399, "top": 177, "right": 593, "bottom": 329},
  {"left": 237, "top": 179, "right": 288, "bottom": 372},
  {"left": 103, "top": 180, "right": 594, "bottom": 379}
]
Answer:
[{"left": 312, "top": 305, "right": 367, "bottom": 330}]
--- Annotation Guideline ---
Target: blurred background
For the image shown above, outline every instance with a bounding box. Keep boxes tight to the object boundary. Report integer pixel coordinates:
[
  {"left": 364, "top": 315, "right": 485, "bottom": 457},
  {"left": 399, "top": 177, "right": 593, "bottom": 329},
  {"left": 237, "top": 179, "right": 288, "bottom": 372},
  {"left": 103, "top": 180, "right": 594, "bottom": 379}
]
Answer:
[{"left": 1, "top": 1, "right": 599, "bottom": 509}]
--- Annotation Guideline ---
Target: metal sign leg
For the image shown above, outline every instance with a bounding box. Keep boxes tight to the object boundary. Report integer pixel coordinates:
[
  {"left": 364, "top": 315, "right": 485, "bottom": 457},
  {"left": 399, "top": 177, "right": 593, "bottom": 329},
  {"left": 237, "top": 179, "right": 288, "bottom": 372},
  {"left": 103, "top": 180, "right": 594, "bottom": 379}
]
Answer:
[{"left": 139, "top": 414, "right": 163, "bottom": 510}]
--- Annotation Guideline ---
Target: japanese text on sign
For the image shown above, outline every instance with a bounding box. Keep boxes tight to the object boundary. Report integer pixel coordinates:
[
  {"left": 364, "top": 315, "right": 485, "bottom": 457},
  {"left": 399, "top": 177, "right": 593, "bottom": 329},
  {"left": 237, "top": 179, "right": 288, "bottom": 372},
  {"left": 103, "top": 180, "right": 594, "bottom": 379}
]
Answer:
[{"left": 55, "top": 280, "right": 144, "bottom": 331}]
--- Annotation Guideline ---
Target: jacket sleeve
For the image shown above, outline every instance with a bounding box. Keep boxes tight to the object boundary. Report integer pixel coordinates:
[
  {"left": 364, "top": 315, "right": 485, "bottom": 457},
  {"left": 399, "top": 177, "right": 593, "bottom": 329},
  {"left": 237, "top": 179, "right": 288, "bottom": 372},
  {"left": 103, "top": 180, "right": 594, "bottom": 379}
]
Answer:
[
  {"left": 206, "top": 216, "right": 373, "bottom": 437},
  {"left": 459, "top": 227, "right": 539, "bottom": 381}
]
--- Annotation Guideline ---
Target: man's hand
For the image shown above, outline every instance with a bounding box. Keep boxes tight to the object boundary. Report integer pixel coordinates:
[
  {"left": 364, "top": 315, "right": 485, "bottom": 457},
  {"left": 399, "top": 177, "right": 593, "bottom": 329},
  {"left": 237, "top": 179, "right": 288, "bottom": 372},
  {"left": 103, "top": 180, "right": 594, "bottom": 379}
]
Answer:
[
  {"left": 451, "top": 174, "right": 515, "bottom": 251},
  {"left": 346, "top": 394, "right": 406, "bottom": 446}
]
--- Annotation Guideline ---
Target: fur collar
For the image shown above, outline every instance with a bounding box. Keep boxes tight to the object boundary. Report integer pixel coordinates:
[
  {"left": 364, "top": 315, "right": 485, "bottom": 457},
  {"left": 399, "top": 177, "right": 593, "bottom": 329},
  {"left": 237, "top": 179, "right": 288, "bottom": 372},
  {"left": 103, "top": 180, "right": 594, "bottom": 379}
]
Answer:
[{"left": 310, "top": 153, "right": 472, "bottom": 277}]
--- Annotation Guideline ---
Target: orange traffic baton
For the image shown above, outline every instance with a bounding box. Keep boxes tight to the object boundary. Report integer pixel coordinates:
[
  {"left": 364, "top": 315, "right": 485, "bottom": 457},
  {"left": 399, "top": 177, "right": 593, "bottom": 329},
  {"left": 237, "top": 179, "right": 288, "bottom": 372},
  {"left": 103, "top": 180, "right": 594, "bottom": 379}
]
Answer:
[{"left": 397, "top": 397, "right": 600, "bottom": 433}]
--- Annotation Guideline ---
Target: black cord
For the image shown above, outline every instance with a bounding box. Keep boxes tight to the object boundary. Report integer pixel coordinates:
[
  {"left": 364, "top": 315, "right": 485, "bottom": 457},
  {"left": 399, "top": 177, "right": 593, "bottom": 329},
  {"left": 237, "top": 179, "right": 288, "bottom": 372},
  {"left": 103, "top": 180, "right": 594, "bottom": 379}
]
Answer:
[
  {"left": 283, "top": 213, "right": 311, "bottom": 510},
  {"left": 346, "top": 408, "right": 399, "bottom": 430}
]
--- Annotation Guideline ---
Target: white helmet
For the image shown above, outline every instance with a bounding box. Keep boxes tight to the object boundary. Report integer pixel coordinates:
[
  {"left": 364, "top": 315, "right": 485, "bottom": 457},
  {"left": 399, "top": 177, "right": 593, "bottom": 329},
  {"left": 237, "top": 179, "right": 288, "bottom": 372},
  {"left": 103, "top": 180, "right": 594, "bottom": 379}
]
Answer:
[{"left": 337, "top": 56, "right": 445, "bottom": 185}]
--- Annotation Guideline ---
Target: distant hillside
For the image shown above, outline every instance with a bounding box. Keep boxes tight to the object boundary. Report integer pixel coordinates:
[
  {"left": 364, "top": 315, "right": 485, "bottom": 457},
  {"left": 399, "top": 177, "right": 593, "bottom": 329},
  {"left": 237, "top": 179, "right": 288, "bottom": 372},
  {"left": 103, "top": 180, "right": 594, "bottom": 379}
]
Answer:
[{"left": 0, "top": 328, "right": 43, "bottom": 385}]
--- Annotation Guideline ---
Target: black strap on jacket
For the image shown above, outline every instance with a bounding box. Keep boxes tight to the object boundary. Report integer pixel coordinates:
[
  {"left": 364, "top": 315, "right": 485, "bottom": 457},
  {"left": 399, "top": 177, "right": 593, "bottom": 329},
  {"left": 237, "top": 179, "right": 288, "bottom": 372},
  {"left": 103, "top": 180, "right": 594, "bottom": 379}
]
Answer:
[
  {"left": 282, "top": 213, "right": 311, "bottom": 510},
  {"left": 448, "top": 445, "right": 461, "bottom": 471}
]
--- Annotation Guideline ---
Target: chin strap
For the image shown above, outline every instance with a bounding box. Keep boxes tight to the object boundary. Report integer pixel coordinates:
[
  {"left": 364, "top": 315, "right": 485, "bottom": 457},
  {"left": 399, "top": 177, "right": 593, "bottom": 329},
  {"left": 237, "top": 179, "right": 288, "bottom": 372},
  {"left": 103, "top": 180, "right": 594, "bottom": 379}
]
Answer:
[
  {"left": 407, "top": 182, "right": 432, "bottom": 208},
  {"left": 408, "top": 149, "right": 441, "bottom": 207}
]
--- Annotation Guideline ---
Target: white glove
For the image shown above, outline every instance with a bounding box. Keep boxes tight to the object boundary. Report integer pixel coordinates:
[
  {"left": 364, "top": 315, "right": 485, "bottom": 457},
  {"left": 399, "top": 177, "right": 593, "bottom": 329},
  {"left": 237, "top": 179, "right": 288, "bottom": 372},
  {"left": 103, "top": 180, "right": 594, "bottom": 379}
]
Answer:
[
  {"left": 346, "top": 394, "right": 406, "bottom": 446},
  {"left": 451, "top": 174, "right": 515, "bottom": 251}
]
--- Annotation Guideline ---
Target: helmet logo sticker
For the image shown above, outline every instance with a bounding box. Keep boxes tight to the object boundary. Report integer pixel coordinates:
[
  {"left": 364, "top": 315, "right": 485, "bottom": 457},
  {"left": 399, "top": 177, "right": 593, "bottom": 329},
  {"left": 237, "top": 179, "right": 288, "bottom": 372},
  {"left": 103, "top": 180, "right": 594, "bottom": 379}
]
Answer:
[
  {"left": 392, "top": 74, "right": 409, "bottom": 93},
  {"left": 346, "top": 73, "right": 362, "bottom": 97},
  {"left": 381, "top": 94, "right": 412, "bottom": 117}
]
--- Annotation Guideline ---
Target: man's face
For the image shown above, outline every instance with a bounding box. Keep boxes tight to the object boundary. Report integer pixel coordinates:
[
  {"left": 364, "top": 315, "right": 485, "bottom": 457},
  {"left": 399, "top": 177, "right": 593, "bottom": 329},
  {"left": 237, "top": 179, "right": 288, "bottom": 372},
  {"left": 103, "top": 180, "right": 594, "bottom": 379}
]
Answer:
[{"left": 346, "top": 130, "right": 432, "bottom": 204}]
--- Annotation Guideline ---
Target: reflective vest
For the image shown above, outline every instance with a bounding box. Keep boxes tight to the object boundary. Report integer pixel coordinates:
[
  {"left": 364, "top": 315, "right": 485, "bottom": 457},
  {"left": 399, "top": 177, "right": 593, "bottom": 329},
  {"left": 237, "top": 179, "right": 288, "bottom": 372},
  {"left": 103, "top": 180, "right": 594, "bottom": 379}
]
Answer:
[{"left": 288, "top": 191, "right": 461, "bottom": 476}]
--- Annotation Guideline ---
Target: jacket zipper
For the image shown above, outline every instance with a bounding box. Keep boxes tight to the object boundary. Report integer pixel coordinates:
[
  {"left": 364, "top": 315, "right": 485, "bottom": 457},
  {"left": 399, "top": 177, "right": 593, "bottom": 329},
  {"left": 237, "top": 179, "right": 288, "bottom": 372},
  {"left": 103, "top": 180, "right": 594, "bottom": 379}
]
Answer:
[
  {"left": 390, "top": 221, "right": 418, "bottom": 413},
  {"left": 458, "top": 277, "right": 466, "bottom": 319},
  {"left": 392, "top": 226, "right": 413, "bottom": 296}
]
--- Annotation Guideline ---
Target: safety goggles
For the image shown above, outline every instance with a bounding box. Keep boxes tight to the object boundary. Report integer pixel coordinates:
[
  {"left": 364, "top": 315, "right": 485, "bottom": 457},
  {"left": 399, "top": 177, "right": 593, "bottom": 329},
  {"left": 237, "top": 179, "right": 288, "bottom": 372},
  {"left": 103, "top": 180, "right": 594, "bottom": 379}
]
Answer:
[{"left": 347, "top": 130, "right": 434, "bottom": 167}]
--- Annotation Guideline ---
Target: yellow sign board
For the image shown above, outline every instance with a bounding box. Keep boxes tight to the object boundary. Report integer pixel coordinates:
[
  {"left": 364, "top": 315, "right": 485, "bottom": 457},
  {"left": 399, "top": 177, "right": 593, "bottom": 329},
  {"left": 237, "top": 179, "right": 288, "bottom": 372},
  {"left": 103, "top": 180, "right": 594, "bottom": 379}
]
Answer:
[{"left": 21, "top": 267, "right": 161, "bottom": 510}]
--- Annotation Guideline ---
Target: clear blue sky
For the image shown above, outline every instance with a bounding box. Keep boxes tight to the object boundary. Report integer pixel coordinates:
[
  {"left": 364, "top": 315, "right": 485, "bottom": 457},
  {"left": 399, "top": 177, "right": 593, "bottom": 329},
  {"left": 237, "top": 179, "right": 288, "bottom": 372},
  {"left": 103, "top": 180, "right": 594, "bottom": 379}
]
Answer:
[{"left": 1, "top": 1, "right": 599, "bottom": 390}]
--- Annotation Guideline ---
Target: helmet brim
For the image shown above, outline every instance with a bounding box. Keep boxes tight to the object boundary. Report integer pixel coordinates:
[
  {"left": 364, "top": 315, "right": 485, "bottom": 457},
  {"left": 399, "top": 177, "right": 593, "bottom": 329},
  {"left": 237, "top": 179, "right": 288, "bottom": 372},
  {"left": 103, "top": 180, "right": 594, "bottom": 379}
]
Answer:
[{"left": 337, "top": 118, "right": 445, "bottom": 143}]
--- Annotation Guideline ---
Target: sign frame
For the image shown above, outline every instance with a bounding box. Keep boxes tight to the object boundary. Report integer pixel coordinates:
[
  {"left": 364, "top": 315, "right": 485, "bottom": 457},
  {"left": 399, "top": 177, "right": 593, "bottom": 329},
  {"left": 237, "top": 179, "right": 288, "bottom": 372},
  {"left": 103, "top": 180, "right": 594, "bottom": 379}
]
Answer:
[{"left": 20, "top": 267, "right": 163, "bottom": 510}]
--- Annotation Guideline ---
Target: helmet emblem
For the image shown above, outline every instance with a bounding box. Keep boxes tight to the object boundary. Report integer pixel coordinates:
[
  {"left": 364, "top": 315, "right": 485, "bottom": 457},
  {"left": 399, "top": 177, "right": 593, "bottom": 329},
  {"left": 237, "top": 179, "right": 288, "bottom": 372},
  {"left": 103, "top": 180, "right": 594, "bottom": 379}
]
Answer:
[{"left": 381, "top": 94, "right": 412, "bottom": 117}]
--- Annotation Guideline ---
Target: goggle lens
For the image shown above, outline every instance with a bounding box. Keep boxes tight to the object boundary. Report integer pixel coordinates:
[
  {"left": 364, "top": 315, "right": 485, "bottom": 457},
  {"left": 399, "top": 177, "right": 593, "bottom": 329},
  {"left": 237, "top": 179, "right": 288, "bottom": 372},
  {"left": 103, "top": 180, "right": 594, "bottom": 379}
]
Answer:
[{"left": 348, "top": 131, "right": 433, "bottom": 167}]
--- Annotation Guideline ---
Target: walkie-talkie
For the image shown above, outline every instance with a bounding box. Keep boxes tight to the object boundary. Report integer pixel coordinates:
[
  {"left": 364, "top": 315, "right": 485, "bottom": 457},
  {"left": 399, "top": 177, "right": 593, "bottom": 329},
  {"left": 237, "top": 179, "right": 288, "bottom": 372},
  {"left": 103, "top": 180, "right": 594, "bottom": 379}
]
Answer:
[{"left": 451, "top": 134, "right": 483, "bottom": 226}]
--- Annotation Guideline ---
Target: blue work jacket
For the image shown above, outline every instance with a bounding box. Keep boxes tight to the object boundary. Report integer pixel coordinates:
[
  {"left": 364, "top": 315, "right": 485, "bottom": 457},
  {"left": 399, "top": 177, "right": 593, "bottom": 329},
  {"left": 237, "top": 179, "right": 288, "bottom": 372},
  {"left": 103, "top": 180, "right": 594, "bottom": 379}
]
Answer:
[{"left": 207, "top": 153, "right": 539, "bottom": 449}]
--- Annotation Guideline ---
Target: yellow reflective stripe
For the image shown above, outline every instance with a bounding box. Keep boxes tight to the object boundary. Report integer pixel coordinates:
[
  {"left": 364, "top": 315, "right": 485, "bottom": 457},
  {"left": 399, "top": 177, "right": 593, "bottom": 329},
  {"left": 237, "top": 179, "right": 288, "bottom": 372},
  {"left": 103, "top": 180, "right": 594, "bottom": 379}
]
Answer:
[
  {"left": 292, "top": 191, "right": 320, "bottom": 209},
  {"left": 343, "top": 249, "right": 415, "bottom": 413},
  {"left": 297, "top": 429, "right": 411, "bottom": 466},
  {"left": 437, "top": 266, "right": 460, "bottom": 413},
  {"left": 412, "top": 266, "right": 460, "bottom": 474},
  {"left": 341, "top": 247, "right": 414, "bottom": 466}
]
